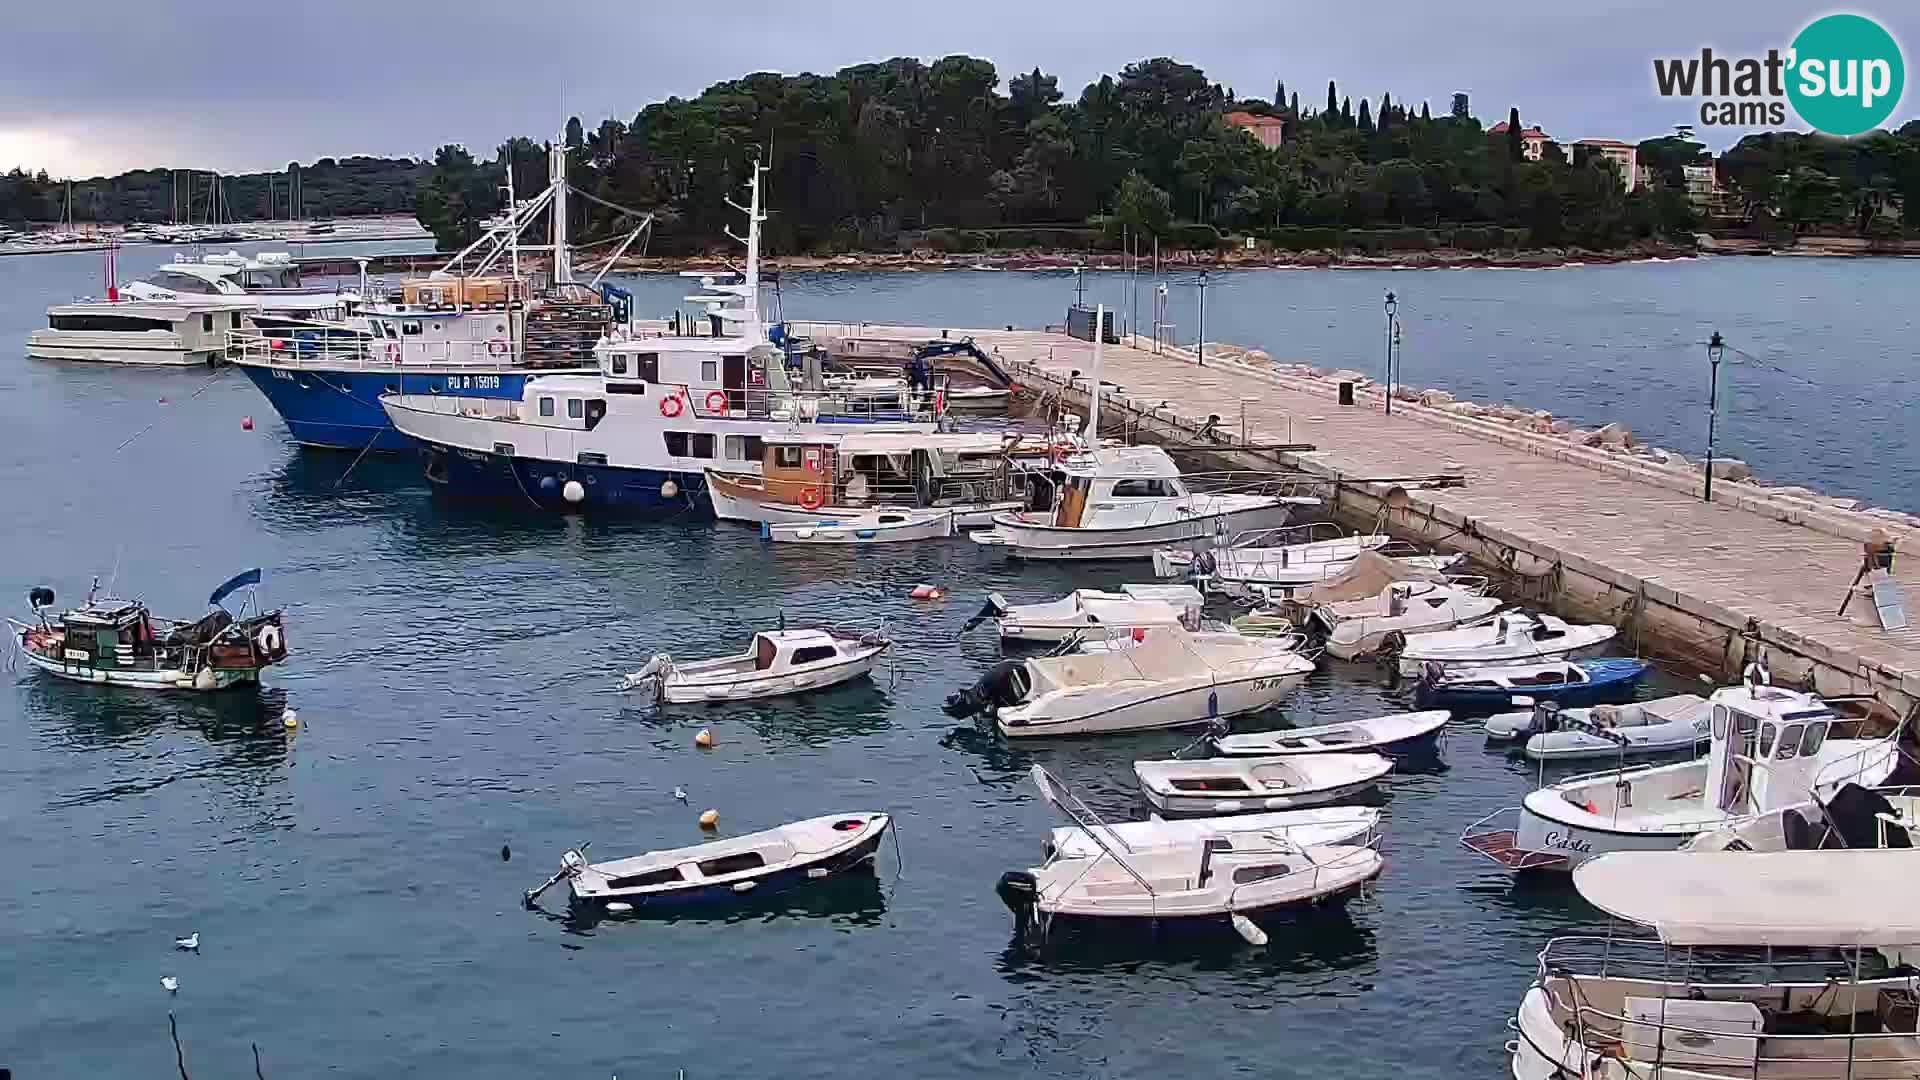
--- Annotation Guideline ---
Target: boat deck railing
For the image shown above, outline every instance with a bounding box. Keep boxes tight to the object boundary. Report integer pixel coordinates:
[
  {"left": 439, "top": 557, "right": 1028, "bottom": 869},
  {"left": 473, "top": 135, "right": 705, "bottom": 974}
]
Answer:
[
  {"left": 382, "top": 381, "right": 942, "bottom": 427},
  {"left": 226, "top": 330, "right": 590, "bottom": 371}
]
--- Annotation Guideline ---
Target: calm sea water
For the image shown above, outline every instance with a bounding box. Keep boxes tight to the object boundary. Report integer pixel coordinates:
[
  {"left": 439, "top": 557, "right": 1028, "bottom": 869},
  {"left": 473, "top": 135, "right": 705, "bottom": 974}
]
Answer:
[{"left": 0, "top": 245, "right": 1903, "bottom": 1078}]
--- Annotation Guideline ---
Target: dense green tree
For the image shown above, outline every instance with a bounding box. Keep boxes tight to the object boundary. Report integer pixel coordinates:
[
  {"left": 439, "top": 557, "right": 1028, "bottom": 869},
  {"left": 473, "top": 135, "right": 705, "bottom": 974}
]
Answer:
[
  {"left": 1358, "top": 100, "right": 1374, "bottom": 134},
  {"left": 1325, "top": 81, "right": 1339, "bottom": 128},
  {"left": 1111, "top": 169, "right": 1172, "bottom": 237},
  {"left": 1507, "top": 108, "right": 1523, "bottom": 161},
  {"left": 415, "top": 145, "right": 501, "bottom": 250}
]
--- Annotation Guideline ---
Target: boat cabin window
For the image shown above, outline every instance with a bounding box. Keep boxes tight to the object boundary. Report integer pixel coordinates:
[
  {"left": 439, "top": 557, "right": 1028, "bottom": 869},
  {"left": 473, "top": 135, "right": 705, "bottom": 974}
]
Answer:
[
  {"left": 402, "top": 321, "right": 422, "bottom": 336},
  {"left": 610, "top": 354, "right": 627, "bottom": 376},
  {"left": 1800, "top": 721, "right": 1829, "bottom": 756},
  {"left": 723, "top": 435, "right": 763, "bottom": 462},
  {"left": 1712, "top": 704, "right": 1729, "bottom": 740},
  {"left": 231, "top": 311, "right": 244, "bottom": 329},
  {"left": 577, "top": 452, "right": 607, "bottom": 466},
  {"left": 773, "top": 446, "right": 805, "bottom": 469},
  {"left": 492, "top": 442, "right": 515, "bottom": 456},
  {"left": 701, "top": 360, "right": 718, "bottom": 383},
  {"left": 50, "top": 313, "right": 173, "bottom": 332},
  {"left": 1776, "top": 723, "right": 1803, "bottom": 760},
  {"left": 604, "top": 866, "right": 684, "bottom": 890},
  {"left": 664, "top": 432, "right": 688, "bottom": 457},
  {"left": 201, "top": 313, "right": 214, "bottom": 332},
  {"left": 696, "top": 852, "right": 766, "bottom": 877},
  {"left": 1231, "top": 864, "right": 1294, "bottom": 885},
  {"left": 584, "top": 399, "right": 605, "bottom": 431},
  {"left": 791, "top": 645, "right": 838, "bottom": 665},
  {"left": 1110, "top": 478, "right": 1177, "bottom": 498},
  {"left": 538, "top": 396, "right": 555, "bottom": 417},
  {"left": 150, "top": 270, "right": 220, "bottom": 294},
  {"left": 689, "top": 433, "right": 714, "bottom": 459},
  {"left": 1758, "top": 722, "right": 1778, "bottom": 757},
  {"left": 567, "top": 399, "right": 584, "bottom": 419}
]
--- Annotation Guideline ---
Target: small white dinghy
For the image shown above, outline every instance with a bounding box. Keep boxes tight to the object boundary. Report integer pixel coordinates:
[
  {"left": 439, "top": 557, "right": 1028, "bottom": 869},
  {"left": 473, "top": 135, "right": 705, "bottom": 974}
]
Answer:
[
  {"left": 762, "top": 508, "right": 955, "bottom": 545},
  {"left": 1134, "top": 752, "right": 1392, "bottom": 816},
  {"left": 998, "top": 768, "right": 1382, "bottom": 944},
  {"left": 1483, "top": 695, "right": 1712, "bottom": 761},
  {"left": 1310, "top": 581, "right": 1501, "bottom": 660},
  {"left": 1210, "top": 710, "right": 1450, "bottom": 757},
  {"left": 1152, "top": 530, "right": 1393, "bottom": 583},
  {"left": 1047, "top": 806, "right": 1381, "bottom": 859},
  {"left": 1389, "top": 611, "right": 1616, "bottom": 675},
  {"left": 989, "top": 584, "right": 1205, "bottom": 643},
  {"left": 523, "top": 812, "right": 892, "bottom": 912},
  {"left": 624, "top": 627, "right": 889, "bottom": 703}
]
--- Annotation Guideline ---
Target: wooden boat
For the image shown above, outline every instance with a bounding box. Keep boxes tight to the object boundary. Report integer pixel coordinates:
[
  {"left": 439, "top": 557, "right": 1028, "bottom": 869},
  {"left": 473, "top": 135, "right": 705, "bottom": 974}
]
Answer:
[
  {"left": 998, "top": 768, "right": 1382, "bottom": 944},
  {"left": 1484, "top": 695, "right": 1712, "bottom": 761},
  {"left": 1389, "top": 611, "right": 1617, "bottom": 675},
  {"left": 706, "top": 429, "right": 1040, "bottom": 529},
  {"left": 525, "top": 812, "right": 891, "bottom": 911},
  {"left": 624, "top": 627, "right": 889, "bottom": 703},
  {"left": 1046, "top": 806, "right": 1381, "bottom": 859},
  {"left": 1133, "top": 752, "right": 1393, "bottom": 816},
  {"left": 761, "top": 508, "right": 954, "bottom": 545},
  {"left": 8, "top": 571, "right": 288, "bottom": 691},
  {"left": 943, "top": 629, "right": 1313, "bottom": 737},
  {"left": 1210, "top": 710, "right": 1450, "bottom": 756},
  {"left": 989, "top": 584, "right": 1205, "bottom": 643},
  {"left": 1413, "top": 658, "right": 1648, "bottom": 711},
  {"left": 1309, "top": 581, "right": 1501, "bottom": 660}
]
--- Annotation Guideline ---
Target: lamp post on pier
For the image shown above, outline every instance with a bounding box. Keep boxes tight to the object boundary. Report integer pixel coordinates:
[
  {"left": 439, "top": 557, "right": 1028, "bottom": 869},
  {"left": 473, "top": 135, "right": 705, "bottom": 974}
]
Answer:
[
  {"left": 1383, "top": 291, "right": 1399, "bottom": 416},
  {"left": 1703, "top": 331, "right": 1725, "bottom": 503},
  {"left": 1196, "top": 269, "right": 1209, "bottom": 367}
]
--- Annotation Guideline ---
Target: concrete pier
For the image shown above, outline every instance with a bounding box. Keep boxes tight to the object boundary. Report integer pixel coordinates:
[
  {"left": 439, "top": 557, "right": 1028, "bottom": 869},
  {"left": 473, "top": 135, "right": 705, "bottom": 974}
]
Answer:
[{"left": 799, "top": 321, "right": 1920, "bottom": 714}]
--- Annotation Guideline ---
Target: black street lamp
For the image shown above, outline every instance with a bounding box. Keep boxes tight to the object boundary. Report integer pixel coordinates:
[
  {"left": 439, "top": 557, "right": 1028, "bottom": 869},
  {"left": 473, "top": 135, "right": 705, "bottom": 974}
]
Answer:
[
  {"left": 1197, "top": 270, "right": 1209, "bottom": 367},
  {"left": 1383, "top": 291, "right": 1399, "bottom": 416},
  {"left": 1703, "top": 331, "right": 1725, "bottom": 503}
]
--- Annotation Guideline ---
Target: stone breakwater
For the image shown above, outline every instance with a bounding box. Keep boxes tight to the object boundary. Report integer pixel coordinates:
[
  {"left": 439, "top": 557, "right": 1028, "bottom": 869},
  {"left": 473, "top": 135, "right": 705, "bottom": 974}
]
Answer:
[{"left": 1187, "top": 341, "right": 1920, "bottom": 542}]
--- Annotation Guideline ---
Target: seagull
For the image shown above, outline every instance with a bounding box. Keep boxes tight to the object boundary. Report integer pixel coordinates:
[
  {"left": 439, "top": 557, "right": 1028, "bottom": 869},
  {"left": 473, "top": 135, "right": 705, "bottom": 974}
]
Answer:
[
  {"left": 672, "top": 786, "right": 688, "bottom": 803},
  {"left": 161, "top": 976, "right": 179, "bottom": 993},
  {"left": 174, "top": 933, "right": 199, "bottom": 952}
]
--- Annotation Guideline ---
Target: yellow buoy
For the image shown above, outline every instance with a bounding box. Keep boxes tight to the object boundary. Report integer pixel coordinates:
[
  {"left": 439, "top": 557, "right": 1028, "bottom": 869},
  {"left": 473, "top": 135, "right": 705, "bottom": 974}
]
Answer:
[
  {"left": 698, "top": 809, "right": 719, "bottom": 829},
  {"left": 694, "top": 728, "right": 714, "bottom": 748},
  {"left": 282, "top": 708, "right": 300, "bottom": 730}
]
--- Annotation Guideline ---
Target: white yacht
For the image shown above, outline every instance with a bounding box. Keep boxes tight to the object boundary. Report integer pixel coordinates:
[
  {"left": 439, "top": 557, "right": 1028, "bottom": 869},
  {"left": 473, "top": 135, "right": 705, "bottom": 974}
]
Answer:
[{"left": 27, "top": 289, "right": 257, "bottom": 366}]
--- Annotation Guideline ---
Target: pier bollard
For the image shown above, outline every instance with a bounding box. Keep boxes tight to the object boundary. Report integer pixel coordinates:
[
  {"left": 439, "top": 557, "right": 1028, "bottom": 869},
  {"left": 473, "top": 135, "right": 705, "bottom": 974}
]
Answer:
[{"left": 1337, "top": 382, "right": 1356, "bottom": 406}]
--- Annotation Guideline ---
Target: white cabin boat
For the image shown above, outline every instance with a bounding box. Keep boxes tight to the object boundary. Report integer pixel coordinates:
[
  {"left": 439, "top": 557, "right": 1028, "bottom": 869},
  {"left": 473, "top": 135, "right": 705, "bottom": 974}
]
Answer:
[
  {"left": 990, "top": 584, "right": 1206, "bottom": 643},
  {"left": 1511, "top": 850, "right": 1920, "bottom": 1080},
  {"left": 623, "top": 627, "right": 889, "bottom": 703},
  {"left": 762, "top": 508, "right": 954, "bottom": 545},
  {"left": 944, "top": 630, "right": 1314, "bottom": 737},
  {"left": 27, "top": 292, "right": 256, "bottom": 366},
  {"left": 1309, "top": 581, "right": 1501, "bottom": 660},
  {"left": 971, "top": 446, "right": 1316, "bottom": 561},
  {"left": 1459, "top": 674, "right": 1906, "bottom": 872},
  {"left": 1210, "top": 710, "right": 1451, "bottom": 757},
  {"left": 1391, "top": 611, "right": 1616, "bottom": 675},
  {"left": 1153, "top": 529, "right": 1391, "bottom": 584},
  {"left": 1133, "top": 752, "right": 1393, "bottom": 816},
  {"left": 997, "top": 767, "right": 1383, "bottom": 943}
]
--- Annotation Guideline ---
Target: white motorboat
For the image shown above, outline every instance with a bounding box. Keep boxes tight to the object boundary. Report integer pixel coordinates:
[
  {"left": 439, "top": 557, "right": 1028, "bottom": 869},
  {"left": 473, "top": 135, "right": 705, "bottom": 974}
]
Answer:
[
  {"left": 524, "top": 812, "right": 891, "bottom": 912},
  {"left": 970, "top": 446, "right": 1316, "bottom": 561},
  {"left": 1210, "top": 710, "right": 1450, "bottom": 757},
  {"left": 1686, "top": 780, "right": 1919, "bottom": 853},
  {"left": 997, "top": 767, "right": 1382, "bottom": 943},
  {"left": 623, "top": 627, "right": 889, "bottom": 703},
  {"left": 1484, "top": 695, "right": 1712, "bottom": 761},
  {"left": 1152, "top": 529, "right": 1392, "bottom": 582},
  {"left": 1390, "top": 611, "right": 1616, "bottom": 675},
  {"left": 1046, "top": 806, "right": 1382, "bottom": 859},
  {"left": 1511, "top": 850, "right": 1920, "bottom": 1080},
  {"left": 1459, "top": 672, "right": 1906, "bottom": 872},
  {"left": 27, "top": 292, "right": 257, "bottom": 366},
  {"left": 989, "top": 584, "right": 1205, "bottom": 643},
  {"left": 943, "top": 630, "right": 1313, "bottom": 737},
  {"left": 1134, "top": 752, "right": 1393, "bottom": 816},
  {"left": 761, "top": 508, "right": 954, "bottom": 545},
  {"left": 1309, "top": 581, "right": 1501, "bottom": 660}
]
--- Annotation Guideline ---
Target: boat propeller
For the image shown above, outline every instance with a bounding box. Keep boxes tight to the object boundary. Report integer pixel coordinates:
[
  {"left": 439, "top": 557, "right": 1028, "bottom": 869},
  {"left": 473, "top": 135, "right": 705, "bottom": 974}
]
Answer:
[{"left": 522, "top": 843, "right": 590, "bottom": 909}]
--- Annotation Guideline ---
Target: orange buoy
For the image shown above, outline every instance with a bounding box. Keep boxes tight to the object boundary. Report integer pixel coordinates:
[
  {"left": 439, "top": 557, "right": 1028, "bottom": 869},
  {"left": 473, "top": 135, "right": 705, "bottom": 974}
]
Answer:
[
  {"left": 241, "top": 416, "right": 255, "bottom": 430},
  {"left": 910, "top": 584, "right": 944, "bottom": 600},
  {"left": 694, "top": 728, "right": 714, "bottom": 749},
  {"left": 698, "top": 809, "right": 720, "bottom": 829}
]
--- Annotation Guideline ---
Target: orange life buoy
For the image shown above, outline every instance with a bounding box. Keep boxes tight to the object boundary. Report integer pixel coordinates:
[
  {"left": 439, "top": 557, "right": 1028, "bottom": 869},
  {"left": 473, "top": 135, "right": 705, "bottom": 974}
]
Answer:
[
  {"left": 659, "top": 394, "right": 684, "bottom": 418},
  {"left": 705, "top": 390, "right": 729, "bottom": 415},
  {"left": 798, "top": 487, "right": 823, "bottom": 510},
  {"left": 486, "top": 339, "right": 508, "bottom": 356}
]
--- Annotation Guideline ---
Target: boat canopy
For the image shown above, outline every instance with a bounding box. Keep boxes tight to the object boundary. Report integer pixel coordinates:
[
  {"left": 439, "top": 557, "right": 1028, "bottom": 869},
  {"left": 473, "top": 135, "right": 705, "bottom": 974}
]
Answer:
[
  {"left": 208, "top": 568, "right": 262, "bottom": 608},
  {"left": 1574, "top": 850, "right": 1920, "bottom": 947}
]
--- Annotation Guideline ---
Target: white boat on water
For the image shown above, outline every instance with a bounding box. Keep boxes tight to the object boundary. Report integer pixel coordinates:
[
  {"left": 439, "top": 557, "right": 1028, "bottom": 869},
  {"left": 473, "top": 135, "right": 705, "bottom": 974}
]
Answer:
[
  {"left": 524, "top": 812, "right": 892, "bottom": 912},
  {"left": 970, "top": 446, "right": 1316, "bottom": 561},
  {"left": 1152, "top": 528, "right": 1392, "bottom": 584},
  {"left": 1459, "top": 671, "right": 1907, "bottom": 872},
  {"left": 1686, "top": 780, "right": 1918, "bottom": 853},
  {"left": 623, "top": 627, "right": 889, "bottom": 703},
  {"left": 761, "top": 508, "right": 954, "bottom": 545},
  {"left": 989, "top": 584, "right": 1206, "bottom": 643},
  {"left": 1210, "top": 710, "right": 1451, "bottom": 757},
  {"left": 27, "top": 288, "right": 258, "bottom": 366},
  {"left": 1390, "top": 611, "right": 1616, "bottom": 675},
  {"left": 943, "top": 628, "right": 1314, "bottom": 737},
  {"left": 1309, "top": 580, "right": 1500, "bottom": 660},
  {"left": 996, "top": 767, "right": 1383, "bottom": 944},
  {"left": 1484, "top": 695, "right": 1712, "bottom": 761},
  {"left": 1510, "top": 849, "right": 1920, "bottom": 1080},
  {"left": 1046, "top": 806, "right": 1382, "bottom": 859},
  {"left": 1134, "top": 752, "right": 1393, "bottom": 816}
]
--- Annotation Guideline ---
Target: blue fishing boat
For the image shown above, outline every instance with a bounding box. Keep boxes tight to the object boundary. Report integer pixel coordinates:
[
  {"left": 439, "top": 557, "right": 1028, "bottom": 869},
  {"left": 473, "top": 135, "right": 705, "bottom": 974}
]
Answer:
[
  {"left": 228, "top": 143, "right": 643, "bottom": 451},
  {"left": 1414, "top": 657, "right": 1649, "bottom": 711}
]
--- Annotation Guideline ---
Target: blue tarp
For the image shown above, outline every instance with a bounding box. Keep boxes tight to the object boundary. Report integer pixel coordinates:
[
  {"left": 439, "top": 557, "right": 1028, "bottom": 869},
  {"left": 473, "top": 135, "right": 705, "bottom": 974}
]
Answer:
[{"left": 208, "top": 568, "right": 263, "bottom": 608}]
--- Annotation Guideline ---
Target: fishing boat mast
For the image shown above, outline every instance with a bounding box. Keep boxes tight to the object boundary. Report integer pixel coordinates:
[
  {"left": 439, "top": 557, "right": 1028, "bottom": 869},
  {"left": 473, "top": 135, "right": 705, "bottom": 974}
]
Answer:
[{"left": 550, "top": 141, "right": 572, "bottom": 286}]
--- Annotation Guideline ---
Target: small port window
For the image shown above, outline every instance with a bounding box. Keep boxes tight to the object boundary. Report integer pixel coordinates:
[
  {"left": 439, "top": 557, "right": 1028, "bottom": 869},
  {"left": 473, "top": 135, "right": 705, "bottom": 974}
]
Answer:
[
  {"left": 689, "top": 433, "right": 715, "bottom": 459},
  {"left": 567, "top": 399, "right": 584, "bottom": 419},
  {"left": 663, "top": 432, "right": 690, "bottom": 457},
  {"left": 790, "top": 645, "right": 839, "bottom": 665},
  {"left": 773, "top": 446, "right": 804, "bottom": 468},
  {"left": 538, "top": 397, "right": 555, "bottom": 417},
  {"left": 492, "top": 442, "right": 515, "bottom": 456},
  {"left": 701, "top": 360, "right": 718, "bottom": 383},
  {"left": 577, "top": 452, "right": 607, "bottom": 466},
  {"left": 201, "top": 314, "right": 213, "bottom": 332},
  {"left": 610, "top": 355, "right": 628, "bottom": 376},
  {"left": 402, "top": 321, "right": 422, "bottom": 336}
]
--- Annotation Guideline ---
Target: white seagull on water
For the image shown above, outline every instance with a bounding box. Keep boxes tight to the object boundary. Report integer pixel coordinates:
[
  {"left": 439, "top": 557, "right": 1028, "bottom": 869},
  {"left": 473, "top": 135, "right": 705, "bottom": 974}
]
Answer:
[
  {"left": 175, "top": 932, "right": 199, "bottom": 951},
  {"left": 161, "top": 976, "right": 179, "bottom": 993},
  {"left": 672, "top": 786, "right": 688, "bottom": 803}
]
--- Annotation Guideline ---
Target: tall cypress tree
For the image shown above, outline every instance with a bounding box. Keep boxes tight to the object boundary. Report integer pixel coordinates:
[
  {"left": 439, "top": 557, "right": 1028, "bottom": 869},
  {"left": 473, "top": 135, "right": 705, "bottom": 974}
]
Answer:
[
  {"left": 1379, "top": 92, "right": 1394, "bottom": 130},
  {"left": 1275, "top": 79, "right": 1287, "bottom": 110},
  {"left": 1341, "top": 96, "right": 1353, "bottom": 125},
  {"left": 1358, "top": 98, "right": 1374, "bottom": 133},
  {"left": 1421, "top": 100, "right": 1432, "bottom": 122},
  {"left": 1290, "top": 91, "right": 1300, "bottom": 118},
  {"left": 1507, "top": 106, "right": 1524, "bottom": 161},
  {"left": 1325, "top": 80, "right": 1339, "bottom": 126}
]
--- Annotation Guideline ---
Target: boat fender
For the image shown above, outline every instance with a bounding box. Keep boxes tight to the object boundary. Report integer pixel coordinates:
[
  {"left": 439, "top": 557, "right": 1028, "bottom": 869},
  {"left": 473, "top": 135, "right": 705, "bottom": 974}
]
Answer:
[
  {"left": 694, "top": 728, "right": 715, "bottom": 748},
  {"left": 193, "top": 667, "right": 217, "bottom": 691},
  {"left": 486, "top": 339, "right": 508, "bottom": 356},
  {"left": 255, "top": 623, "right": 283, "bottom": 655},
  {"left": 798, "top": 487, "right": 823, "bottom": 510},
  {"left": 660, "top": 479, "right": 680, "bottom": 500},
  {"left": 910, "top": 584, "right": 944, "bottom": 600},
  {"left": 698, "top": 809, "right": 720, "bottom": 829},
  {"left": 659, "top": 394, "right": 683, "bottom": 418},
  {"left": 562, "top": 480, "right": 586, "bottom": 504},
  {"left": 606, "top": 901, "right": 634, "bottom": 914},
  {"left": 705, "top": 390, "right": 729, "bottom": 415}
]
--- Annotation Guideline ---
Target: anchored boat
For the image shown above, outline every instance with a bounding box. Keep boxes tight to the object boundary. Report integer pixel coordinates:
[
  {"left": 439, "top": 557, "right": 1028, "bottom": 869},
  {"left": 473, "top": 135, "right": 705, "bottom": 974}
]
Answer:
[
  {"left": 1414, "top": 658, "right": 1649, "bottom": 711},
  {"left": 761, "top": 508, "right": 955, "bottom": 545},
  {"left": 1485, "top": 694, "right": 1712, "bottom": 761},
  {"left": 9, "top": 570, "right": 288, "bottom": 691},
  {"left": 1309, "top": 580, "right": 1500, "bottom": 660},
  {"left": 1210, "top": 710, "right": 1451, "bottom": 757},
  {"left": 988, "top": 584, "right": 1207, "bottom": 643},
  {"left": 623, "top": 626, "right": 889, "bottom": 703},
  {"left": 1389, "top": 611, "right": 1617, "bottom": 675},
  {"left": 1046, "top": 805, "right": 1382, "bottom": 859},
  {"left": 1133, "top": 752, "right": 1393, "bottom": 816}
]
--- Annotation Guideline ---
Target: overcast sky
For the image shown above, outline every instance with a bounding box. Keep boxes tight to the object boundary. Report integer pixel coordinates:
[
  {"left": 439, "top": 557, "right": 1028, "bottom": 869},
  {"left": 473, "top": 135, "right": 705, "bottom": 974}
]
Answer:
[{"left": 5, "top": 0, "right": 1913, "bottom": 177}]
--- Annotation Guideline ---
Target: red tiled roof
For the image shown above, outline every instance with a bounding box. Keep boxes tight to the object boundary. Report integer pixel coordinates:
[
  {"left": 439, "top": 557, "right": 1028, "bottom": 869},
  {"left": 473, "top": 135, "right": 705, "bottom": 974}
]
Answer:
[
  {"left": 1488, "top": 122, "right": 1548, "bottom": 138},
  {"left": 1224, "top": 111, "right": 1284, "bottom": 128}
]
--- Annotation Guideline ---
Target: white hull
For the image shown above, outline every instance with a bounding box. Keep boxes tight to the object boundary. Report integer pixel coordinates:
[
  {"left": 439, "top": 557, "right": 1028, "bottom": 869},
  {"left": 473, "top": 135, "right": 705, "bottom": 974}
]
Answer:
[
  {"left": 710, "top": 477, "right": 1016, "bottom": 530},
  {"left": 19, "top": 648, "right": 257, "bottom": 690},
  {"left": 997, "top": 669, "right": 1307, "bottom": 738},
  {"left": 25, "top": 333, "right": 215, "bottom": 366},
  {"left": 1142, "top": 774, "right": 1383, "bottom": 816},
  {"left": 1047, "top": 807, "right": 1380, "bottom": 859},
  {"left": 994, "top": 586, "right": 1204, "bottom": 643},
  {"left": 979, "top": 503, "right": 1309, "bottom": 561},
  {"left": 764, "top": 510, "right": 955, "bottom": 545},
  {"left": 658, "top": 647, "right": 884, "bottom": 703},
  {"left": 1394, "top": 618, "right": 1618, "bottom": 676},
  {"left": 1028, "top": 842, "right": 1381, "bottom": 921}
]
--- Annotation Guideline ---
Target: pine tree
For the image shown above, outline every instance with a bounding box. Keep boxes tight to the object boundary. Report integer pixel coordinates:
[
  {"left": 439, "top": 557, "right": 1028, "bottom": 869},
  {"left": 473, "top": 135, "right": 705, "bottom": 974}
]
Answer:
[
  {"left": 1275, "top": 79, "right": 1287, "bottom": 110},
  {"left": 1421, "top": 101, "right": 1432, "bottom": 122},
  {"left": 1378, "top": 93, "right": 1393, "bottom": 131},
  {"left": 1325, "top": 80, "right": 1339, "bottom": 126},
  {"left": 1358, "top": 99, "right": 1374, "bottom": 133},
  {"left": 1290, "top": 92, "right": 1300, "bottom": 118},
  {"left": 1508, "top": 107, "right": 1525, "bottom": 161},
  {"left": 1341, "top": 96, "right": 1353, "bottom": 125}
]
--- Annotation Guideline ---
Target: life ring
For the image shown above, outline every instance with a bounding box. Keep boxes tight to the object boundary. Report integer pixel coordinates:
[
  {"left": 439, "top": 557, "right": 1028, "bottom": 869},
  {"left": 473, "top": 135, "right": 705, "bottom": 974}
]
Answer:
[
  {"left": 798, "top": 487, "right": 823, "bottom": 510},
  {"left": 705, "top": 390, "right": 729, "bottom": 415},
  {"left": 486, "top": 339, "right": 509, "bottom": 356},
  {"left": 659, "top": 394, "right": 684, "bottom": 418},
  {"left": 383, "top": 342, "right": 401, "bottom": 363},
  {"left": 255, "top": 624, "right": 283, "bottom": 654}
]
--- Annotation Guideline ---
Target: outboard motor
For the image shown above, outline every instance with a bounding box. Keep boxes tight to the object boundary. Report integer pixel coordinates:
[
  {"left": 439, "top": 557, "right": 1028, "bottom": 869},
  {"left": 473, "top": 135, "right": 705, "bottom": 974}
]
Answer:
[
  {"left": 996, "top": 869, "right": 1039, "bottom": 933},
  {"left": 943, "top": 660, "right": 1032, "bottom": 719},
  {"left": 1526, "top": 700, "right": 1563, "bottom": 737}
]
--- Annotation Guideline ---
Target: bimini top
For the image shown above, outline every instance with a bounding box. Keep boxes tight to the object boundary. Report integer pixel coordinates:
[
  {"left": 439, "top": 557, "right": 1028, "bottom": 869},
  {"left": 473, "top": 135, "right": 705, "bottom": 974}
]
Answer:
[
  {"left": 1574, "top": 850, "right": 1920, "bottom": 947},
  {"left": 1055, "top": 445, "right": 1180, "bottom": 480}
]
